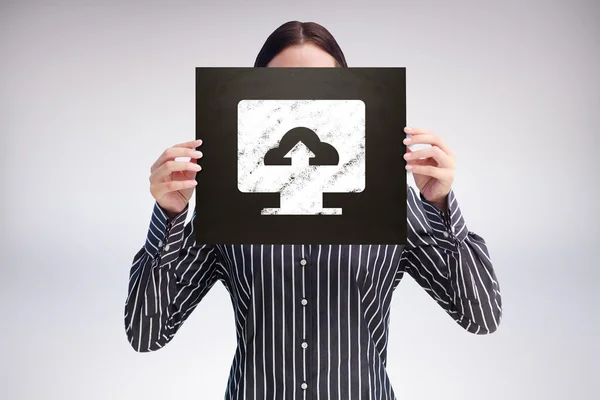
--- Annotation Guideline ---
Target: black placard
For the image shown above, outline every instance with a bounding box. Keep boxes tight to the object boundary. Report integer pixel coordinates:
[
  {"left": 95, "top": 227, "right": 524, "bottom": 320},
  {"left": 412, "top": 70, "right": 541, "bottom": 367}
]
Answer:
[{"left": 195, "top": 67, "right": 407, "bottom": 245}]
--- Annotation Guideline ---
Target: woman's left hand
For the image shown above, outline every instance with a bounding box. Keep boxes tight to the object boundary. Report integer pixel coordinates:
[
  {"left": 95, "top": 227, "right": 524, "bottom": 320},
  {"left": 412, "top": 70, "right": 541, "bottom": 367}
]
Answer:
[{"left": 403, "top": 127, "right": 456, "bottom": 212}]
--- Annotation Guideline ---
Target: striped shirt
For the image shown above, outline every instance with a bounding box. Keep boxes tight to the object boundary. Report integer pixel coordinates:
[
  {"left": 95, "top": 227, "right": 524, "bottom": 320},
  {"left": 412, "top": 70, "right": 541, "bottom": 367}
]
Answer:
[{"left": 124, "top": 185, "right": 502, "bottom": 399}]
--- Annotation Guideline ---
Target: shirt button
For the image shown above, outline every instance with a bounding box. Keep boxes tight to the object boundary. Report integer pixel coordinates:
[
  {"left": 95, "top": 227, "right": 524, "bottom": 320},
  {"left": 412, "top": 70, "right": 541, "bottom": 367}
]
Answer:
[
  {"left": 443, "top": 231, "right": 449, "bottom": 238},
  {"left": 301, "top": 342, "right": 308, "bottom": 349},
  {"left": 301, "top": 382, "right": 307, "bottom": 390},
  {"left": 301, "top": 298, "right": 308, "bottom": 306},
  {"left": 164, "top": 244, "right": 170, "bottom": 251},
  {"left": 300, "top": 259, "right": 307, "bottom": 266},
  {"left": 158, "top": 240, "right": 163, "bottom": 247}
]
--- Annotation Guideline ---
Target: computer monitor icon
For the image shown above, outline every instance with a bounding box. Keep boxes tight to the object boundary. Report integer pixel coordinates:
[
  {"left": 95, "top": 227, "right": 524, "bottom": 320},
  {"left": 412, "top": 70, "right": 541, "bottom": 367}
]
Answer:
[{"left": 237, "top": 99, "right": 366, "bottom": 215}]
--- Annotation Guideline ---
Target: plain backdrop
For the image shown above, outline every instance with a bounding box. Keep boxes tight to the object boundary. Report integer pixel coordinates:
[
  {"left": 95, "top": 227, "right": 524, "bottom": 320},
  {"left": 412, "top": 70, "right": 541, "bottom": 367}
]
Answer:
[{"left": 1, "top": 0, "right": 598, "bottom": 399}]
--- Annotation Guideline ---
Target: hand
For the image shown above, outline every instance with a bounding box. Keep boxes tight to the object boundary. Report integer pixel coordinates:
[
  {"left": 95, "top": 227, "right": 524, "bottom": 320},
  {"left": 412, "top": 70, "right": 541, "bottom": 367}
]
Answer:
[
  {"left": 149, "top": 139, "right": 204, "bottom": 217},
  {"left": 403, "top": 127, "right": 455, "bottom": 211}
]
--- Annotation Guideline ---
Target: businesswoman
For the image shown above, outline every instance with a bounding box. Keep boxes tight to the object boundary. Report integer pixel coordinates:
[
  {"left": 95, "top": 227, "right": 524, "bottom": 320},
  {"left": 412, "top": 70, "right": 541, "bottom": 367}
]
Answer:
[{"left": 124, "top": 20, "right": 502, "bottom": 400}]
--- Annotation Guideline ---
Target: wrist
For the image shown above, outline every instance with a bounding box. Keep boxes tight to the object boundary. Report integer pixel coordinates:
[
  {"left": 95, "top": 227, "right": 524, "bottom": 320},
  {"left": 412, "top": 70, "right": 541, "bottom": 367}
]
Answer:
[
  {"left": 429, "top": 197, "right": 448, "bottom": 213},
  {"left": 165, "top": 210, "right": 179, "bottom": 219},
  {"left": 157, "top": 202, "right": 185, "bottom": 220}
]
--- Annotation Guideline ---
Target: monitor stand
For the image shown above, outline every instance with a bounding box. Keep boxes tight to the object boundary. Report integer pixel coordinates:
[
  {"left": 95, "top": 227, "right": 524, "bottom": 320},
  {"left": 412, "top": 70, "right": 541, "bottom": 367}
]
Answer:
[{"left": 261, "top": 191, "right": 342, "bottom": 215}]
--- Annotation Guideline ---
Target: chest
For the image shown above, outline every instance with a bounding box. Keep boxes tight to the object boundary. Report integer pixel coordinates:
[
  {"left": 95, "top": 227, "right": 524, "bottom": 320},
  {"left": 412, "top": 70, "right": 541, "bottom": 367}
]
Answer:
[{"left": 216, "top": 244, "right": 405, "bottom": 294}]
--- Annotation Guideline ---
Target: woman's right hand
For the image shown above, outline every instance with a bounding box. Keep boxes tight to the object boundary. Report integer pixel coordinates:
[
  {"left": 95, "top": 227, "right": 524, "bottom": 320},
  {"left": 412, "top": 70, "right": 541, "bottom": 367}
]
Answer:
[{"left": 149, "top": 138, "right": 203, "bottom": 218}]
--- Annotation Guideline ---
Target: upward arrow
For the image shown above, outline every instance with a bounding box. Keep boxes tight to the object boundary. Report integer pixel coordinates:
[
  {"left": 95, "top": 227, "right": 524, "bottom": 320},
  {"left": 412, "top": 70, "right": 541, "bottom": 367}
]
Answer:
[{"left": 283, "top": 141, "right": 315, "bottom": 167}]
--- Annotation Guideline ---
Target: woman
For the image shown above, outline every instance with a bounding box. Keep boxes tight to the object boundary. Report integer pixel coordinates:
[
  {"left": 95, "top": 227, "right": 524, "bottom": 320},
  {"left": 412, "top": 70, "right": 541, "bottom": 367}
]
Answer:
[{"left": 125, "top": 20, "right": 502, "bottom": 400}]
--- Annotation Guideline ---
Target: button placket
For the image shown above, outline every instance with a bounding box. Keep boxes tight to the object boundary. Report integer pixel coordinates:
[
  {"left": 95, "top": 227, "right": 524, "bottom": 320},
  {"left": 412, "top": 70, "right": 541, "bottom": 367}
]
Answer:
[
  {"left": 161, "top": 219, "right": 173, "bottom": 254},
  {"left": 299, "top": 244, "right": 319, "bottom": 395},
  {"left": 299, "top": 247, "right": 309, "bottom": 393},
  {"left": 440, "top": 210, "right": 454, "bottom": 239}
]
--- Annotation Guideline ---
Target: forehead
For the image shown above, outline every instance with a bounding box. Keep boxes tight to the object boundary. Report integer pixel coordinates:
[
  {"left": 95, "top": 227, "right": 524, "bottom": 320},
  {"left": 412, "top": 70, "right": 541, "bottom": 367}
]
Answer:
[{"left": 267, "top": 43, "right": 337, "bottom": 67}]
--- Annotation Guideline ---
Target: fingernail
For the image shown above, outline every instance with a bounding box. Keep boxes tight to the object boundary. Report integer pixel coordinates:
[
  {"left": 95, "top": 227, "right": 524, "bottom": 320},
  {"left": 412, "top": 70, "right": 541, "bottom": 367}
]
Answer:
[
  {"left": 403, "top": 153, "right": 411, "bottom": 159},
  {"left": 192, "top": 164, "right": 202, "bottom": 170},
  {"left": 194, "top": 151, "right": 203, "bottom": 158},
  {"left": 405, "top": 126, "right": 412, "bottom": 131},
  {"left": 405, "top": 165, "right": 412, "bottom": 170},
  {"left": 403, "top": 138, "right": 411, "bottom": 143}
]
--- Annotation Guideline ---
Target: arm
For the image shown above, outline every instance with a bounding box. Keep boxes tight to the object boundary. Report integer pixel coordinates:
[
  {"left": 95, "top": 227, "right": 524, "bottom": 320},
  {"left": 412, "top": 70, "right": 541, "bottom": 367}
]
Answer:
[
  {"left": 124, "top": 202, "right": 223, "bottom": 352},
  {"left": 400, "top": 186, "right": 503, "bottom": 334}
]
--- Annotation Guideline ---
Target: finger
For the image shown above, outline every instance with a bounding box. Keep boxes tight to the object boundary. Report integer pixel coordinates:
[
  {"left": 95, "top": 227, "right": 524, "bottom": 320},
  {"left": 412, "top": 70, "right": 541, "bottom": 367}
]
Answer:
[
  {"left": 151, "top": 143, "right": 204, "bottom": 173},
  {"left": 405, "top": 156, "right": 435, "bottom": 168},
  {"left": 403, "top": 133, "right": 453, "bottom": 156},
  {"left": 406, "top": 164, "right": 454, "bottom": 181},
  {"left": 403, "top": 145, "right": 455, "bottom": 169},
  {"left": 150, "top": 160, "right": 202, "bottom": 183},
  {"left": 404, "top": 127, "right": 432, "bottom": 135},
  {"left": 182, "top": 157, "right": 201, "bottom": 179},
  {"left": 151, "top": 147, "right": 203, "bottom": 174},
  {"left": 174, "top": 138, "right": 203, "bottom": 148},
  {"left": 151, "top": 179, "right": 198, "bottom": 199},
  {"left": 404, "top": 146, "right": 432, "bottom": 164}
]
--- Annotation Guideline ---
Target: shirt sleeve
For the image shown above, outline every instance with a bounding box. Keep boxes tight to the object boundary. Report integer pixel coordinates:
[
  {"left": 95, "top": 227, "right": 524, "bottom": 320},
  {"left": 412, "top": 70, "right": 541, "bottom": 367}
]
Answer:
[
  {"left": 399, "top": 186, "right": 503, "bottom": 334},
  {"left": 124, "top": 202, "right": 224, "bottom": 352}
]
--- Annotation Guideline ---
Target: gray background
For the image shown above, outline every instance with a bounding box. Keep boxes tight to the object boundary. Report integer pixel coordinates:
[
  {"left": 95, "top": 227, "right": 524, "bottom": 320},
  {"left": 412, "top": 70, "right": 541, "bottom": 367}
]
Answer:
[{"left": 1, "top": 0, "right": 598, "bottom": 399}]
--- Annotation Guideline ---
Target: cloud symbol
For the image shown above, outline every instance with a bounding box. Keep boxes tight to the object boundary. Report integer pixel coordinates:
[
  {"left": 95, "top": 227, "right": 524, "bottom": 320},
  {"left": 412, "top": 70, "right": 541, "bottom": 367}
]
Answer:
[{"left": 264, "top": 127, "right": 339, "bottom": 166}]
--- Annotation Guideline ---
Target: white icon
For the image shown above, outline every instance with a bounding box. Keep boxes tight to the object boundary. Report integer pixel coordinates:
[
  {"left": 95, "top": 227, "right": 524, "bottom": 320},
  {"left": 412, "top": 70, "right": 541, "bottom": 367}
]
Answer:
[{"left": 237, "top": 100, "right": 366, "bottom": 215}]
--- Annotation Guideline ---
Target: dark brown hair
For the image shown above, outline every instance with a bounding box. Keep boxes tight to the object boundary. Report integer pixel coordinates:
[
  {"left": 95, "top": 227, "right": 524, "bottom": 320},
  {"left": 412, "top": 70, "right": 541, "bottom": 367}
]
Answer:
[{"left": 254, "top": 21, "right": 348, "bottom": 67}]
